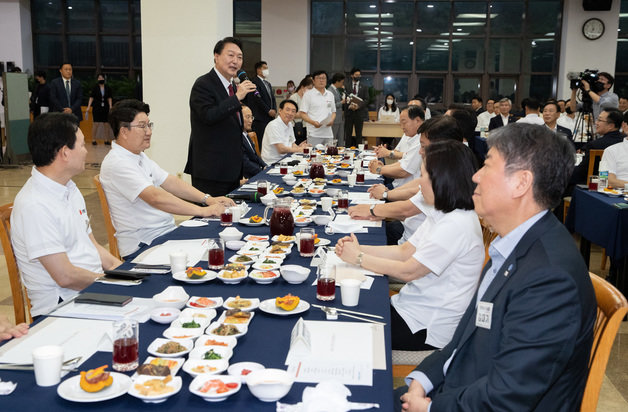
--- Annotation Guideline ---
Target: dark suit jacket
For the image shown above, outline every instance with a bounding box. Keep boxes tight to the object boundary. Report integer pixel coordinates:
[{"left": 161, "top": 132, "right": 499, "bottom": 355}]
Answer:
[
  {"left": 344, "top": 81, "right": 369, "bottom": 121},
  {"left": 488, "top": 114, "right": 515, "bottom": 131},
  {"left": 416, "top": 212, "right": 596, "bottom": 411},
  {"left": 242, "top": 131, "right": 266, "bottom": 178},
  {"left": 570, "top": 129, "right": 625, "bottom": 185},
  {"left": 245, "top": 76, "right": 277, "bottom": 127},
  {"left": 556, "top": 124, "right": 573, "bottom": 141},
  {"left": 185, "top": 68, "right": 243, "bottom": 183},
  {"left": 49, "top": 77, "right": 83, "bottom": 120}
]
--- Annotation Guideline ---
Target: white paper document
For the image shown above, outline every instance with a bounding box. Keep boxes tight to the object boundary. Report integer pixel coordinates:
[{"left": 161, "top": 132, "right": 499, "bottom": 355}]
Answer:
[
  {"left": 334, "top": 213, "right": 382, "bottom": 228},
  {"left": 49, "top": 297, "right": 155, "bottom": 323},
  {"left": 132, "top": 239, "right": 208, "bottom": 266},
  {"left": 285, "top": 320, "right": 386, "bottom": 386},
  {"left": 326, "top": 251, "right": 383, "bottom": 279},
  {"left": 0, "top": 317, "right": 113, "bottom": 375}
]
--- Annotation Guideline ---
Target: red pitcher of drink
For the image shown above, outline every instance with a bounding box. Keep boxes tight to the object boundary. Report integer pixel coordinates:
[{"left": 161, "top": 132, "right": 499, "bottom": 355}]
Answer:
[{"left": 263, "top": 198, "right": 295, "bottom": 236}]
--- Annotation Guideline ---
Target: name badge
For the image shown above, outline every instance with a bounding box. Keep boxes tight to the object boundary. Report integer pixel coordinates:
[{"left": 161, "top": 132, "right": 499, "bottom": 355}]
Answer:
[{"left": 476, "top": 301, "right": 493, "bottom": 329}]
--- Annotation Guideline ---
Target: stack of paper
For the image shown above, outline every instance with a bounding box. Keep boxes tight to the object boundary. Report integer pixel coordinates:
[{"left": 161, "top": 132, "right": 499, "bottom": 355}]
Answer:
[{"left": 132, "top": 239, "right": 208, "bottom": 266}]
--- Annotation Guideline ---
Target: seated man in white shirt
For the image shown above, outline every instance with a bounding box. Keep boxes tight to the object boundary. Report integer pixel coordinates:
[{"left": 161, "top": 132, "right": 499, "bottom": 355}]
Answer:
[
  {"left": 368, "top": 106, "right": 425, "bottom": 188},
  {"left": 373, "top": 100, "right": 423, "bottom": 160},
  {"left": 516, "top": 97, "right": 544, "bottom": 125},
  {"left": 475, "top": 98, "right": 496, "bottom": 132},
  {"left": 602, "top": 112, "right": 628, "bottom": 189},
  {"left": 11, "top": 113, "right": 123, "bottom": 317},
  {"left": 260, "top": 99, "right": 309, "bottom": 164},
  {"left": 101, "top": 100, "right": 234, "bottom": 258}
]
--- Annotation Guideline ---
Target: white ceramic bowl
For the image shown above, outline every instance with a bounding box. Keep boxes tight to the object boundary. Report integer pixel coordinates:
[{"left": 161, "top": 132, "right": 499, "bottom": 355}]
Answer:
[
  {"left": 128, "top": 375, "right": 182, "bottom": 404},
  {"left": 282, "top": 175, "right": 297, "bottom": 183},
  {"left": 228, "top": 362, "right": 265, "bottom": 381},
  {"left": 150, "top": 307, "right": 181, "bottom": 324},
  {"left": 325, "top": 188, "right": 341, "bottom": 197},
  {"left": 219, "top": 228, "right": 243, "bottom": 242},
  {"left": 312, "top": 215, "right": 331, "bottom": 226},
  {"left": 188, "top": 345, "right": 234, "bottom": 362},
  {"left": 284, "top": 179, "right": 298, "bottom": 186},
  {"left": 246, "top": 368, "right": 294, "bottom": 402},
  {"left": 280, "top": 265, "right": 311, "bottom": 284},
  {"left": 225, "top": 240, "right": 246, "bottom": 251},
  {"left": 152, "top": 287, "right": 189, "bottom": 309},
  {"left": 182, "top": 359, "right": 229, "bottom": 378},
  {"left": 336, "top": 169, "right": 351, "bottom": 177},
  {"left": 189, "top": 375, "right": 241, "bottom": 402}
]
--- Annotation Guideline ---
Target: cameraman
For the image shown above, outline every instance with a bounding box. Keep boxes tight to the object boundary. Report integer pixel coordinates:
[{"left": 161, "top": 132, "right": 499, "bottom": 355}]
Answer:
[{"left": 569, "top": 71, "right": 618, "bottom": 120}]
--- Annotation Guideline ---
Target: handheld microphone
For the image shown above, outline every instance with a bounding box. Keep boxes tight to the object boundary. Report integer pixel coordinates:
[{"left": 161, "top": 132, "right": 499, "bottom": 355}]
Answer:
[
  {"left": 237, "top": 70, "right": 261, "bottom": 98},
  {"left": 227, "top": 192, "right": 261, "bottom": 203}
]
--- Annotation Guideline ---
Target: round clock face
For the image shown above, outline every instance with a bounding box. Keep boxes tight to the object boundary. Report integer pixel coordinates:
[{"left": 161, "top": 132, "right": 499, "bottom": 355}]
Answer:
[{"left": 583, "top": 18, "right": 605, "bottom": 40}]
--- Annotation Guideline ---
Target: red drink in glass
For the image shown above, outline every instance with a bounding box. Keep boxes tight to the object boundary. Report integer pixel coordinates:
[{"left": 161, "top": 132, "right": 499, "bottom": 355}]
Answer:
[
  {"left": 280, "top": 166, "right": 288, "bottom": 175},
  {"left": 303, "top": 147, "right": 309, "bottom": 154},
  {"left": 316, "top": 278, "right": 336, "bottom": 300},
  {"left": 310, "top": 153, "right": 316, "bottom": 160},
  {"left": 356, "top": 172, "right": 365, "bottom": 183},
  {"left": 269, "top": 207, "right": 295, "bottom": 236},
  {"left": 309, "top": 162, "right": 325, "bottom": 179},
  {"left": 338, "top": 198, "right": 349, "bottom": 209},
  {"left": 326, "top": 146, "right": 338, "bottom": 155},
  {"left": 113, "top": 338, "right": 138, "bottom": 371},
  {"left": 300, "top": 237, "right": 315, "bottom": 256},
  {"left": 209, "top": 248, "right": 224, "bottom": 267},
  {"left": 258, "top": 186, "right": 267, "bottom": 196},
  {"left": 220, "top": 212, "right": 232, "bottom": 226}
]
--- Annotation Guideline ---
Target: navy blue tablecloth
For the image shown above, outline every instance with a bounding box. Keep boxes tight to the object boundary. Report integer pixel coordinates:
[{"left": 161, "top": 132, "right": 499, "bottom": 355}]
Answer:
[
  {"left": 1, "top": 163, "right": 393, "bottom": 411},
  {"left": 566, "top": 186, "right": 628, "bottom": 259}
]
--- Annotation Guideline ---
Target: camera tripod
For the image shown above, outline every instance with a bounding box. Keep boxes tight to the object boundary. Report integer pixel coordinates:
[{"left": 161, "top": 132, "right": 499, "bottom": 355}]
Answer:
[{"left": 572, "top": 90, "right": 595, "bottom": 144}]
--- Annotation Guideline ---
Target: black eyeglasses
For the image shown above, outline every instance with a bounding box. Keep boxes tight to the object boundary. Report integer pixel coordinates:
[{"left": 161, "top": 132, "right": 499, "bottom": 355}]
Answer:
[{"left": 128, "top": 122, "right": 154, "bottom": 131}]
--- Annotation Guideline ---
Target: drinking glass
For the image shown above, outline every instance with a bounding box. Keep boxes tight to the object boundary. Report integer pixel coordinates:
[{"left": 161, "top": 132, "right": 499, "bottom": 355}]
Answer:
[
  {"left": 113, "top": 319, "right": 139, "bottom": 371},
  {"left": 220, "top": 209, "right": 232, "bottom": 226},
  {"left": 299, "top": 228, "right": 316, "bottom": 257},
  {"left": 257, "top": 180, "right": 268, "bottom": 196},
  {"left": 337, "top": 190, "right": 349, "bottom": 212},
  {"left": 208, "top": 238, "right": 225, "bottom": 269},
  {"left": 316, "top": 265, "right": 336, "bottom": 301}
]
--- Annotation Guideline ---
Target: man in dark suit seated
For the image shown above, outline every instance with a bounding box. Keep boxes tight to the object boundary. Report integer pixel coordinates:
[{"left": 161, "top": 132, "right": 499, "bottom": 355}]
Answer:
[
  {"left": 488, "top": 97, "right": 515, "bottom": 131},
  {"left": 185, "top": 37, "right": 257, "bottom": 196},
  {"left": 244, "top": 60, "right": 277, "bottom": 148},
  {"left": 542, "top": 100, "right": 573, "bottom": 141},
  {"left": 241, "top": 105, "right": 266, "bottom": 179},
  {"left": 49, "top": 63, "right": 83, "bottom": 121},
  {"left": 570, "top": 108, "right": 625, "bottom": 186},
  {"left": 396, "top": 123, "right": 597, "bottom": 412}
]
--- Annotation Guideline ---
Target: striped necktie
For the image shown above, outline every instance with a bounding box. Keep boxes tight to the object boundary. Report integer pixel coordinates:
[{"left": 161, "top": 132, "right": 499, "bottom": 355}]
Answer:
[{"left": 65, "top": 80, "right": 71, "bottom": 106}]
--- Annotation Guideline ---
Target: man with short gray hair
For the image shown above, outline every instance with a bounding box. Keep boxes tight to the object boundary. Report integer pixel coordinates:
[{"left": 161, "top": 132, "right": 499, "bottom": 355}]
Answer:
[{"left": 488, "top": 97, "right": 515, "bottom": 131}]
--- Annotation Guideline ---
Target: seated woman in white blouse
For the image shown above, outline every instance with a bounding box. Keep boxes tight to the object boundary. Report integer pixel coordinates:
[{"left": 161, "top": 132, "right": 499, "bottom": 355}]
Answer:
[
  {"left": 335, "top": 140, "right": 484, "bottom": 350},
  {"left": 378, "top": 93, "right": 400, "bottom": 122}
]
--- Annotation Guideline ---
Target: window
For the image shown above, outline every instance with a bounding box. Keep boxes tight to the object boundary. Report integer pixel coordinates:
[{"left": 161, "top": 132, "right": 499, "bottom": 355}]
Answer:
[
  {"left": 234, "top": 0, "right": 261, "bottom": 78},
  {"left": 615, "top": 0, "right": 628, "bottom": 97}
]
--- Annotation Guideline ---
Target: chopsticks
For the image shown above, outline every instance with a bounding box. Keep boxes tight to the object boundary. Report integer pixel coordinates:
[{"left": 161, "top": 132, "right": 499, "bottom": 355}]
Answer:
[{"left": 312, "top": 304, "right": 384, "bottom": 319}]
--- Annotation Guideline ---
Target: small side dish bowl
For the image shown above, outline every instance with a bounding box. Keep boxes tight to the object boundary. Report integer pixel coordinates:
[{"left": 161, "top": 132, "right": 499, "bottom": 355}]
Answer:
[
  {"left": 246, "top": 368, "right": 294, "bottom": 402},
  {"left": 280, "top": 265, "right": 311, "bottom": 284},
  {"left": 225, "top": 240, "right": 246, "bottom": 251},
  {"left": 150, "top": 307, "right": 181, "bottom": 324}
]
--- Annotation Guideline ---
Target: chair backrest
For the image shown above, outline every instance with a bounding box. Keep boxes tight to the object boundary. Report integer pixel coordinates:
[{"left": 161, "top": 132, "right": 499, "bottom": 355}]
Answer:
[
  {"left": 580, "top": 272, "right": 628, "bottom": 412},
  {"left": 586, "top": 149, "right": 604, "bottom": 182},
  {"left": 0, "top": 203, "right": 32, "bottom": 324},
  {"left": 248, "top": 131, "right": 261, "bottom": 156},
  {"left": 93, "top": 174, "right": 121, "bottom": 260},
  {"left": 480, "top": 217, "right": 498, "bottom": 266}
]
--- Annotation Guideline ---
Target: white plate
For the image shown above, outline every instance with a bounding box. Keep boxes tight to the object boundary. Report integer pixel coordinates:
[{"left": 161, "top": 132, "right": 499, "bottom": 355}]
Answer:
[
  {"left": 244, "top": 234, "right": 269, "bottom": 242},
  {"left": 186, "top": 296, "right": 223, "bottom": 309},
  {"left": 194, "top": 335, "right": 238, "bottom": 350},
  {"left": 290, "top": 189, "right": 306, "bottom": 196},
  {"left": 163, "top": 326, "right": 203, "bottom": 341},
  {"left": 328, "top": 180, "right": 346, "bottom": 185},
  {"left": 249, "top": 269, "right": 281, "bottom": 284},
  {"left": 227, "top": 362, "right": 265, "bottom": 382},
  {"left": 217, "top": 269, "right": 249, "bottom": 284},
  {"left": 127, "top": 375, "right": 182, "bottom": 404},
  {"left": 228, "top": 254, "right": 256, "bottom": 265},
  {"left": 252, "top": 262, "right": 281, "bottom": 271},
  {"left": 222, "top": 297, "right": 260, "bottom": 311},
  {"left": 294, "top": 217, "right": 312, "bottom": 226},
  {"left": 316, "top": 238, "right": 331, "bottom": 246},
  {"left": 172, "top": 270, "right": 217, "bottom": 284},
  {"left": 239, "top": 217, "right": 265, "bottom": 226},
  {"left": 265, "top": 245, "right": 292, "bottom": 256},
  {"left": 182, "top": 359, "right": 229, "bottom": 378},
  {"left": 189, "top": 375, "right": 242, "bottom": 402},
  {"left": 170, "top": 317, "right": 210, "bottom": 330},
  {"left": 57, "top": 372, "right": 131, "bottom": 403},
  {"left": 271, "top": 235, "right": 296, "bottom": 243},
  {"left": 135, "top": 357, "right": 184, "bottom": 378},
  {"left": 217, "top": 310, "right": 255, "bottom": 326},
  {"left": 205, "top": 322, "right": 248, "bottom": 339},
  {"left": 188, "top": 345, "right": 234, "bottom": 362},
  {"left": 147, "top": 337, "right": 193, "bottom": 358},
  {"left": 259, "top": 298, "right": 311, "bottom": 316},
  {"left": 180, "top": 308, "right": 217, "bottom": 322}
]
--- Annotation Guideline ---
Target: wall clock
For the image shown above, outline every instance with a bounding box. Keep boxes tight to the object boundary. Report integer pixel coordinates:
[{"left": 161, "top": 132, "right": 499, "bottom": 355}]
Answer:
[{"left": 582, "top": 18, "right": 605, "bottom": 40}]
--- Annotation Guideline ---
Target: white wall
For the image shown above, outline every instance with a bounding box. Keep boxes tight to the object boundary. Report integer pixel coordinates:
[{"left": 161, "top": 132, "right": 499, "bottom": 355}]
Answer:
[
  {"left": 261, "top": 0, "right": 309, "bottom": 88},
  {"left": 558, "top": 1, "right": 620, "bottom": 99},
  {"left": 0, "top": 0, "right": 32, "bottom": 73},
  {"left": 141, "top": 0, "right": 233, "bottom": 178}
]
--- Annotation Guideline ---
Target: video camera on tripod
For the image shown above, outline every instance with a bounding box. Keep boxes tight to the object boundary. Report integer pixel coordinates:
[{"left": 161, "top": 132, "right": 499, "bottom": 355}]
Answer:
[{"left": 567, "top": 69, "right": 604, "bottom": 93}]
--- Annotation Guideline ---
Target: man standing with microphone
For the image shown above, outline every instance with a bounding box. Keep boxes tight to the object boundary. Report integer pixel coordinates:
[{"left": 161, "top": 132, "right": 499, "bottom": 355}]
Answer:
[{"left": 185, "top": 37, "right": 257, "bottom": 196}]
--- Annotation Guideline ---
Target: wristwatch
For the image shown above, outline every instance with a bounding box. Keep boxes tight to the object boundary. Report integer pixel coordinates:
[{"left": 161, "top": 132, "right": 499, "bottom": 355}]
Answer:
[
  {"left": 388, "top": 151, "right": 395, "bottom": 159},
  {"left": 382, "top": 190, "right": 388, "bottom": 200},
  {"left": 375, "top": 166, "right": 382, "bottom": 174},
  {"left": 202, "top": 193, "right": 211, "bottom": 205},
  {"left": 356, "top": 252, "right": 365, "bottom": 267},
  {"left": 369, "top": 204, "right": 377, "bottom": 217}
]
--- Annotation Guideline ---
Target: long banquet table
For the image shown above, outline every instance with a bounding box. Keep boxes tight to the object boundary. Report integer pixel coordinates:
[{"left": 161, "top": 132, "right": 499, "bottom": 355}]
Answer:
[{"left": 1, "top": 156, "right": 393, "bottom": 411}]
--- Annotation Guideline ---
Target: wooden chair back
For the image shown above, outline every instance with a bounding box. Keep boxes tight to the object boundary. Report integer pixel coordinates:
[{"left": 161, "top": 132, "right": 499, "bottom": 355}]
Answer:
[
  {"left": 580, "top": 273, "right": 628, "bottom": 411},
  {"left": 93, "top": 175, "right": 121, "bottom": 260},
  {"left": 248, "top": 132, "right": 261, "bottom": 156},
  {"left": 0, "top": 203, "right": 32, "bottom": 324},
  {"left": 586, "top": 149, "right": 604, "bottom": 182}
]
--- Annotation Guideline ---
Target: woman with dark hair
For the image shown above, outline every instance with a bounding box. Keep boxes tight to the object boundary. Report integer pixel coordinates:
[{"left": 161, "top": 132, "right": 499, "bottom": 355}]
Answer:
[
  {"left": 290, "top": 77, "right": 314, "bottom": 144},
  {"left": 378, "top": 93, "right": 400, "bottom": 122},
  {"left": 85, "top": 73, "right": 114, "bottom": 145},
  {"left": 335, "top": 140, "right": 484, "bottom": 350}
]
